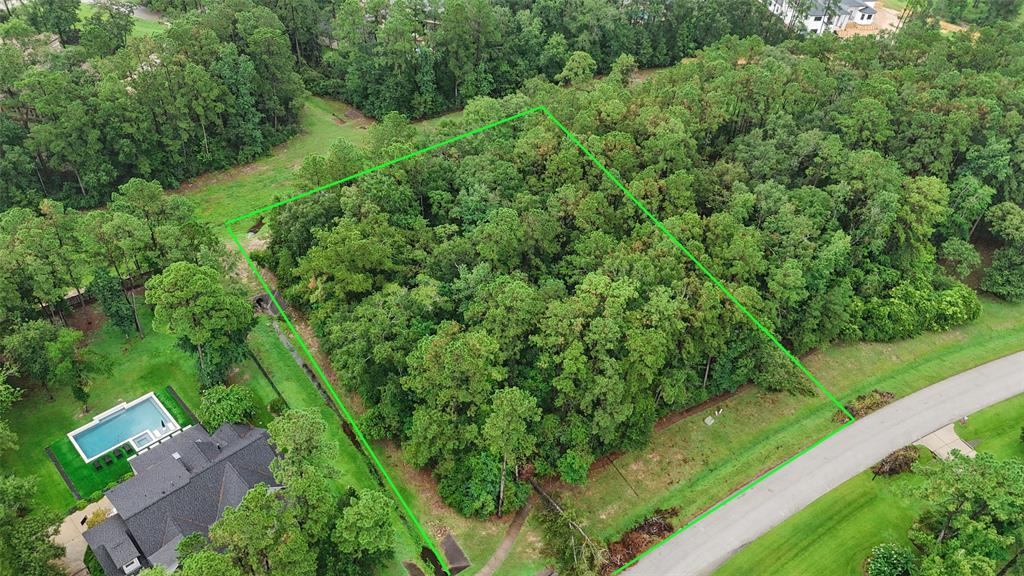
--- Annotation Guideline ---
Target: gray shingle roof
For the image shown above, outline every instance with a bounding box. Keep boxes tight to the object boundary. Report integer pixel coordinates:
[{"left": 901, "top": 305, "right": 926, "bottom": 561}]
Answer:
[{"left": 83, "top": 424, "right": 277, "bottom": 576}]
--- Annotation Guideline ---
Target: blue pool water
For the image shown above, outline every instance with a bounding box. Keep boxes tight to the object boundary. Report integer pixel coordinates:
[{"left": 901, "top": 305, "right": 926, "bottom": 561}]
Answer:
[{"left": 71, "top": 396, "right": 171, "bottom": 461}]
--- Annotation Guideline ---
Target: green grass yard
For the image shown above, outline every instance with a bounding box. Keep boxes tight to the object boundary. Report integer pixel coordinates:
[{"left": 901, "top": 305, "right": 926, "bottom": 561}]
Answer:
[
  {"left": 1, "top": 306, "right": 202, "bottom": 513},
  {"left": 563, "top": 297, "right": 1024, "bottom": 548},
  {"left": 715, "top": 301, "right": 1024, "bottom": 576},
  {"left": 76, "top": 4, "right": 166, "bottom": 37},
  {"left": 46, "top": 386, "right": 194, "bottom": 501},
  {"left": 177, "top": 97, "right": 372, "bottom": 234},
  {"left": 956, "top": 394, "right": 1024, "bottom": 461}
]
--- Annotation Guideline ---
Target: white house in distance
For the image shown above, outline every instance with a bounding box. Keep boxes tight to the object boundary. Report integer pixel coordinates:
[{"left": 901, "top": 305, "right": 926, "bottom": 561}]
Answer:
[{"left": 766, "top": 0, "right": 879, "bottom": 33}]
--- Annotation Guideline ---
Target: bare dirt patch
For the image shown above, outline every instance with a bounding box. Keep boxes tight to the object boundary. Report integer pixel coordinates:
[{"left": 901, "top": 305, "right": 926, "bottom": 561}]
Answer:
[{"left": 67, "top": 302, "right": 107, "bottom": 338}]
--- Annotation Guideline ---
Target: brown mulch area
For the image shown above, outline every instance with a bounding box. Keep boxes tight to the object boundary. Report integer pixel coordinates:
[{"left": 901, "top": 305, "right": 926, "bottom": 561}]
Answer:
[
  {"left": 601, "top": 509, "right": 678, "bottom": 575},
  {"left": 833, "top": 389, "right": 895, "bottom": 423}
]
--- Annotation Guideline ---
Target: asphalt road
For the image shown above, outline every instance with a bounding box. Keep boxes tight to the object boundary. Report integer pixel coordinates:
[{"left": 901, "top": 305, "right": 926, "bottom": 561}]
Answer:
[{"left": 626, "top": 351, "right": 1024, "bottom": 576}]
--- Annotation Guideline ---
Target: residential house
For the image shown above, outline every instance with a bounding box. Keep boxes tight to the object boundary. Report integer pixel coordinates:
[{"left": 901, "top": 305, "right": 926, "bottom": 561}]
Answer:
[
  {"left": 766, "top": 0, "right": 878, "bottom": 33},
  {"left": 83, "top": 424, "right": 278, "bottom": 576}
]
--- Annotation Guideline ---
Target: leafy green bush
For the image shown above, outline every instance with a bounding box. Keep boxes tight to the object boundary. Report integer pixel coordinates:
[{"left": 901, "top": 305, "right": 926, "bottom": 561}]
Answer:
[
  {"left": 927, "top": 283, "right": 981, "bottom": 331},
  {"left": 197, "top": 385, "right": 258, "bottom": 428},
  {"left": 268, "top": 397, "right": 287, "bottom": 415},
  {"left": 436, "top": 452, "right": 528, "bottom": 518},
  {"left": 867, "top": 543, "right": 914, "bottom": 576}
]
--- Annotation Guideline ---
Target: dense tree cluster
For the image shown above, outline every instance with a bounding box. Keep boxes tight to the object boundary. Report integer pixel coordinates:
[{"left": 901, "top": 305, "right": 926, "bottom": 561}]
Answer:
[
  {"left": 0, "top": 0, "right": 304, "bottom": 211},
  {"left": 260, "top": 22, "right": 1024, "bottom": 516},
  {"left": 909, "top": 0, "right": 1024, "bottom": 26},
  {"left": 312, "top": 0, "right": 791, "bottom": 118},
  {"left": 0, "top": 179, "right": 230, "bottom": 399},
  {"left": 139, "top": 0, "right": 792, "bottom": 119}
]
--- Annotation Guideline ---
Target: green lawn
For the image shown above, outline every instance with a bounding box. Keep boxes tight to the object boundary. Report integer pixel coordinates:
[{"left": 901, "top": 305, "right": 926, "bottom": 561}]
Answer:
[
  {"left": 77, "top": 4, "right": 166, "bottom": 37},
  {"left": 49, "top": 438, "right": 132, "bottom": 502},
  {"left": 563, "top": 297, "right": 1024, "bottom": 546},
  {"left": 154, "top": 386, "right": 196, "bottom": 428},
  {"left": 716, "top": 449, "right": 933, "bottom": 576},
  {"left": 178, "top": 97, "right": 371, "bottom": 235},
  {"left": 247, "top": 316, "right": 421, "bottom": 575},
  {"left": 2, "top": 306, "right": 202, "bottom": 514},
  {"left": 956, "top": 393, "right": 1024, "bottom": 461},
  {"left": 46, "top": 386, "right": 193, "bottom": 502}
]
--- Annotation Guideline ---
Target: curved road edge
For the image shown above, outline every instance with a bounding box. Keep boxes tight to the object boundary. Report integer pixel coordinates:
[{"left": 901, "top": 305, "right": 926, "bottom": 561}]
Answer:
[{"left": 626, "top": 350, "right": 1024, "bottom": 576}]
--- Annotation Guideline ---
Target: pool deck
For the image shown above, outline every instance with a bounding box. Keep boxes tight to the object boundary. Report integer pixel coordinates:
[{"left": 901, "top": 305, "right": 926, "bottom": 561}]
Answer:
[{"left": 67, "top": 392, "right": 180, "bottom": 463}]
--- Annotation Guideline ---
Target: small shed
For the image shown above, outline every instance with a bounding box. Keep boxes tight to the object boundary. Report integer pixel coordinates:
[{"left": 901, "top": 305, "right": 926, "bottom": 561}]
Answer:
[{"left": 442, "top": 534, "right": 471, "bottom": 575}]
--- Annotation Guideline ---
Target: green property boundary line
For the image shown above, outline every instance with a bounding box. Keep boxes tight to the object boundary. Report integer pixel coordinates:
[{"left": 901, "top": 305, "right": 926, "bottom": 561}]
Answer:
[{"left": 224, "top": 105, "right": 857, "bottom": 576}]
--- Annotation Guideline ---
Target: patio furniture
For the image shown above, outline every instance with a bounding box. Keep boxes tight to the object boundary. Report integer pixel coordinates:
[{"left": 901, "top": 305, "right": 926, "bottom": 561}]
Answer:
[
  {"left": 104, "top": 455, "right": 114, "bottom": 465},
  {"left": 93, "top": 460, "right": 103, "bottom": 471},
  {"left": 115, "top": 450, "right": 124, "bottom": 459}
]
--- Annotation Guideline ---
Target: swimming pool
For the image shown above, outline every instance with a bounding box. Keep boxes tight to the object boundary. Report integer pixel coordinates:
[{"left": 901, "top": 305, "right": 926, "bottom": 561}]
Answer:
[{"left": 67, "top": 393, "right": 180, "bottom": 462}]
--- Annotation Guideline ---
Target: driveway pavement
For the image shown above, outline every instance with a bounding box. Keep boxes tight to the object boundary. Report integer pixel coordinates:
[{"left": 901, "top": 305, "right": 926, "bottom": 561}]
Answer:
[
  {"left": 915, "top": 423, "right": 976, "bottom": 459},
  {"left": 626, "top": 351, "right": 1024, "bottom": 576},
  {"left": 53, "top": 497, "right": 112, "bottom": 575}
]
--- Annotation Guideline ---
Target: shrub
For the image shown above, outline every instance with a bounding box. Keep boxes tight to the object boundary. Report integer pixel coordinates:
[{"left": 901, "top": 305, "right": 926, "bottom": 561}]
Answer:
[
  {"left": 268, "top": 397, "right": 287, "bottom": 415},
  {"left": 437, "top": 452, "right": 529, "bottom": 518},
  {"left": 927, "top": 283, "right": 981, "bottom": 331},
  {"left": 85, "top": 507, "right": 110, "bottom": 528},
  {"left": 197, "top": 385, "right": 258, "bottom": 428},
  {"left": 872, "top": 446, "right": 919, "bottom": 477},
  {"left": 867, "top": 542, "right": 914, "bottom": 576}
]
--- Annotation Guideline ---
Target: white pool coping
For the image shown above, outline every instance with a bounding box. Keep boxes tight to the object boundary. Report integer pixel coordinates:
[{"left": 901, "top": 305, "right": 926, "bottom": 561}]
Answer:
[{"left": 66, "top": 392, "right": 181, "bottom": 464}]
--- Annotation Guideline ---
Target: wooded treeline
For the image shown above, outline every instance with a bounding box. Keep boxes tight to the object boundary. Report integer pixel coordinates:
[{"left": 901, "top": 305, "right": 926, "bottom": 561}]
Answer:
[
  {"left": 259, "top": 22, "right": 1024, "bottom": 519},
  {"left": 314, "top": 0, "right": 793, "bottom": 118},
  {"left": 139, "top": 0, "right": 793, "bottom": 119},
  {"left": 0, "top": 0, "right": 304, "bottom": 211}
]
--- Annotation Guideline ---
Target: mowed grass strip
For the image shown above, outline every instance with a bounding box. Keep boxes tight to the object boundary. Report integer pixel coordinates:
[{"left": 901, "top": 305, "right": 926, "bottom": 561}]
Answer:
[
  {"left": 716, "top": 449, "right": 933, "bottom": 576},
  {"left": 246, "top": 316, "right": 422, "bottom": 575},
  {"left": 718, "top": 360, "right": 1024, "bottom": 576},
  {"left": 566, "top": 297, "right": 1024, "bottom": 544}
]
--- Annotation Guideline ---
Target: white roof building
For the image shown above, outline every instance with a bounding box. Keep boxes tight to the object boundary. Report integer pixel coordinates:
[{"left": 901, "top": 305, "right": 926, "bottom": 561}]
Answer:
[{"left": 767, "top": 0, "right": 879, "bottom": 33}]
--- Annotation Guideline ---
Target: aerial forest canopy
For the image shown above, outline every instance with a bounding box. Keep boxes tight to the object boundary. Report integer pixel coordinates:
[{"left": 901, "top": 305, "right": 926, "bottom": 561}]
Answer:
[
  {"left": 140, "top": 0, "right": 793, "bottom": 118},
  {"left": 0, "top": 0, "right": 305, "bottom": 211},
  {"left": 258, "top": 24, "right": 1024, "bottom": 517}
]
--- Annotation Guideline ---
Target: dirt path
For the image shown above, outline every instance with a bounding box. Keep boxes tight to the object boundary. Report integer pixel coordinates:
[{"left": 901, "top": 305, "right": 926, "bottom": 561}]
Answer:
[{"left": 475, "top": 499, "right": 534, "bottom": 576}]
